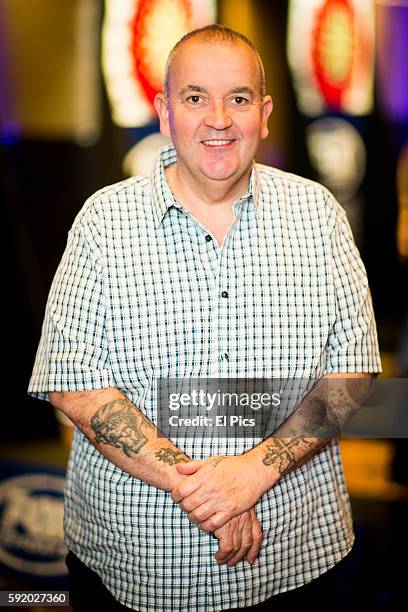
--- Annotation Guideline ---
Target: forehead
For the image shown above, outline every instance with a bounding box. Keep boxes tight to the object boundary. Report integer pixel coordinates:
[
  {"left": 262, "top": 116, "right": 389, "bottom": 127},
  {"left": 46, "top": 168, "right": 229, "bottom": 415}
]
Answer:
[{"left": 168, "top": 39, "right": 261, "bottom": 94}]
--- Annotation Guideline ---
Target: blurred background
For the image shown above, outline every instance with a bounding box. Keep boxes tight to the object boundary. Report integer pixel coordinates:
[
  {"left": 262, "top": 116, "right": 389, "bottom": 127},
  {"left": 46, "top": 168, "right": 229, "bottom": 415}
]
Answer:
[{"left": 0, "top": 0, "right": 407, "bottom": 609}]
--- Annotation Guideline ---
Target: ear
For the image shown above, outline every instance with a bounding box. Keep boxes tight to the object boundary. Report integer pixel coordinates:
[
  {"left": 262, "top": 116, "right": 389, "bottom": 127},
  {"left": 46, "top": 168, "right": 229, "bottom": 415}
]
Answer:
[
  {"left": 154, "top": 93, "right": 171, "bottom": 140},
  {"left": 260, "top": 95, "right": 273, "bottom": 140}
]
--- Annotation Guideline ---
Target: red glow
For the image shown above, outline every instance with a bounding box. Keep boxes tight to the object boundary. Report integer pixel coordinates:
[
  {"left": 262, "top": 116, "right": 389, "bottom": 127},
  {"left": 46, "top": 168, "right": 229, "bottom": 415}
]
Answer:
[
  {"left": 130, "top": 0, "right": 191, "bottom": 108},
  {"left": 311, "top": 0, "right": 355, "bottom": 111}
]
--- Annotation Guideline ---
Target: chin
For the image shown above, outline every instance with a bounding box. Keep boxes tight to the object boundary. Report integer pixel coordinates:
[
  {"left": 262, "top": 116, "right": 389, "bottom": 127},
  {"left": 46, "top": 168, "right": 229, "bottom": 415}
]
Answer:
[{"left": 200, "top": 164, "right": 239, "bottom": 182}]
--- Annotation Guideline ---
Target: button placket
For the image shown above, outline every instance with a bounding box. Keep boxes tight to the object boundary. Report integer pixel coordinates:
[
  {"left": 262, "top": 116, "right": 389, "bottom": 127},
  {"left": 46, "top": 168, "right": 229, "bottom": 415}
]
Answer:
[
  {"left": 200, "top": 200, "right": 244, "bottom": 375},
  {"left": 216, "top": 238, "right": 233, "bottom": 373}
]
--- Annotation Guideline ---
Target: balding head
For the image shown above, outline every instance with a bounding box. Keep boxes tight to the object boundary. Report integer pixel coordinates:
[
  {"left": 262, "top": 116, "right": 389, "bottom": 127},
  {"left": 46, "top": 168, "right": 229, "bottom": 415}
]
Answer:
[{"left": 163, "top": 24, "right": 266, "bottom": 100}]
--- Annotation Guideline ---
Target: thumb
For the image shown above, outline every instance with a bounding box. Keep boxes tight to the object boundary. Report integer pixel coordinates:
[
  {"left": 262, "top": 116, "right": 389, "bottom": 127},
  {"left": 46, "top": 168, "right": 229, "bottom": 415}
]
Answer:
[{"left": 176, "top": 459, "right": 205, "bottom": 474}]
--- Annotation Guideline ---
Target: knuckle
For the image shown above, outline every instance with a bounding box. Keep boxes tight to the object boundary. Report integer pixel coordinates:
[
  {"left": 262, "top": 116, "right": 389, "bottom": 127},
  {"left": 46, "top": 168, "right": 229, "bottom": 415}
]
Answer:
[
  {"left": 230, "top": 501, "right": 239, "bottom": 514},
  {"left": 187, "top": 500, "right": 199, "bottom": 512},
  {"left": 225, "top": 502, "right": 237, "bottom": 517},
  {"left": 194, "top": 507, "right": 205, "bottom": 518}
]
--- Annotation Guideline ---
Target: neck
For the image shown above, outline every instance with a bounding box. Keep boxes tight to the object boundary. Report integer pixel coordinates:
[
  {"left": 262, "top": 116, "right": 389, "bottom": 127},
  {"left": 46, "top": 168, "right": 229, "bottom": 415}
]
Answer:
[{"left": 165, "top": 162, "right": 251, "bottom": 212}]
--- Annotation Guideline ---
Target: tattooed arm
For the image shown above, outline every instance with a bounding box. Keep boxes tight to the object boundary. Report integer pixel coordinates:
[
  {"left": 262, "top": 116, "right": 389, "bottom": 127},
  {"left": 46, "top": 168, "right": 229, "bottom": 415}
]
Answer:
[
  {"left": 245, "top": 373, "right": 374, "bottom": 482},
  {"left": 49, "top": 387, "right": 189, "bottom": 492},
  {"left": 49, "top": 387, "right": 264, "bottom": 566},
  {"left": 171, "top": 373, "right": 374, "bottom": 531}
]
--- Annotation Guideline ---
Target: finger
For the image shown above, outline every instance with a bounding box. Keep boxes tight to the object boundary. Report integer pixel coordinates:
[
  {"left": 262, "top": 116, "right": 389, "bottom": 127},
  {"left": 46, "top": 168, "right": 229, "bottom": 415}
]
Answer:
[
  {"left": 178, "top": 489, "right": 211, "bottom": 513},
  {"left": 232, "top": 516, "right": 243, "bottom": 552},
  {"left": 246, "top": 515, "right": 263, "bottom": 565},
  {"left": 214, "top": 523, "right": 241, "bottom": 565},
  {"left": 226, "top": 515, "right": 252, "bottom": 567},
  {"left": 175, "top": 459, "right": 206, "bottom": 474},
  {"left": 206, "top": 511, "right": 231, "bottom": 531},
  {"left": 170, "top": 477, "right": 202, "bottom": 503},
  {"left": 215, "top": 541, "right": 234, "bottom": 562},
  {"left": 214, "top": 524, "right": 234, "bottom": 564},
  {"left": 226, "top": 543, "right": 251, "bottom": 567},
  {"left": 197, "top": 509, "right": 230, "bottom": 533},
  {"left": 198, "top": 511, "right": 231, "bottom": 532},
  {"left": 215, "top": 546, "right": 237, "bottom": 565},
  {"left": 187, "top": 500, "right": 217, "bottom": 526}
]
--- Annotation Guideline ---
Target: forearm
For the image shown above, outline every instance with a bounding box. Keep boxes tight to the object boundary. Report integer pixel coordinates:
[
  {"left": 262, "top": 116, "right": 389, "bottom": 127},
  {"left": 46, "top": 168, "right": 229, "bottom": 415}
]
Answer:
[
  {"left": 50, "top": 387, "right": 263, "bottom": 564},
  {"left": 245, "top": 373, "right": 374, "bottom": 494},
  {"left": 49, "top": 387, "right": 189, "bottom": 492}
]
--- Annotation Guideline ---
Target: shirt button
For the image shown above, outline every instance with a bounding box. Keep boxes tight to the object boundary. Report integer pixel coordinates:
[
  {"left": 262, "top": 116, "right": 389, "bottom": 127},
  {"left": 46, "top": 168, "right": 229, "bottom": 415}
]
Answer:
[
  {"left": 205, "top": 234, "right": 212, "bottom": 242},
  {"left": 223, "top": 353, "right": 229, "bottom": 361},
  {"left": 221, "top": 291, "right": 228, "bottom": 298}
]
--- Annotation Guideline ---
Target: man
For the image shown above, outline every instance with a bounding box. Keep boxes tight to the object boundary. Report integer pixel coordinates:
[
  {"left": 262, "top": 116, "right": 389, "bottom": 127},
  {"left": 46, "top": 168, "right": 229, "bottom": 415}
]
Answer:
[{"left": 28, "top": 25, "right": 381, "bottom": 611}]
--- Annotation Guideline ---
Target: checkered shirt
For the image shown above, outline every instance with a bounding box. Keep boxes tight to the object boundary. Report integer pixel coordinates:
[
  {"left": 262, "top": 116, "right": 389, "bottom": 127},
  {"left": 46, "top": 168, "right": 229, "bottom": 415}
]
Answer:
[{"left": 28, "top": 144, "right": 382, "bottom": 611}]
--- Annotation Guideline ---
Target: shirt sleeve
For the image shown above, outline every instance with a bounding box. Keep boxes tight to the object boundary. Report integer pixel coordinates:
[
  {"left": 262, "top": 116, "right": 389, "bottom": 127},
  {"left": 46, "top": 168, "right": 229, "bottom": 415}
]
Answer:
[
  {"left": 27, "top": 210, "right": 114, "bottom": 401},
  {"left": 323, "top": 204, "right": 382, "bottom": 374}
]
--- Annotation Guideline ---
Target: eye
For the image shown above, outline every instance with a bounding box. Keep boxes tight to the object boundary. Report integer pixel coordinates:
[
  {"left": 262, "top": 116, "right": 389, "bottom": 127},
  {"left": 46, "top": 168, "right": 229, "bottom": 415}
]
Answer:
[
  {"left": 231, "top": 96, "right": 249, "bottom": 105},
  {"left": 186, "top": 95, "right": 202, "bottom": 104}
]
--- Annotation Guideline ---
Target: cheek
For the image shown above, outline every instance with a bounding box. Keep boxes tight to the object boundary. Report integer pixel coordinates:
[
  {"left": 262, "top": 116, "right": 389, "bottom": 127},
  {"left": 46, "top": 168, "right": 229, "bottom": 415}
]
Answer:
[
  {"left": 239, "top": 119, "right": 263, "bottom": 145},
  {"left": 169, "top": 112, "right": 199, "bottom": 140}
]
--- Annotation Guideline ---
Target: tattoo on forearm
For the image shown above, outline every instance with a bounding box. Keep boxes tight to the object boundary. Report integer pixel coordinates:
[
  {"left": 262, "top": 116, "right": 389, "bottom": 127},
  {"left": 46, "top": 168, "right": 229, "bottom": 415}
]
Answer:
[
  {"left": 91, "top": 399, "right": 150, "bottom": 457},
  {"left": 295, "top": 376, "right": 373, "bottom": 440},
  {"left": 299, "top": 399, "right": 322, "bottom": 435},
  {"left": 327, "top": 388, "right": 358, "bottom": 422},
  {"left": 155, "top": 448, "right": 188, "bottom": 465},
  {"left": 262, "top": 379, "right": 372, "bottom": 474},
  {"left": 262, "top": 436, "right": 314, "bottom": 473},
  {"left": 301, "top": 397, "right": 338, "bottom": 437}
]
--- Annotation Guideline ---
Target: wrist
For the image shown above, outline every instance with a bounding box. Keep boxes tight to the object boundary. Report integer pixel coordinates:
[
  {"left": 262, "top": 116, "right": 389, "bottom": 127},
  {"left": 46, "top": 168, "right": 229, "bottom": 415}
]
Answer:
[
  {"left": 244, "top": 444, "right": 281, "bottom": 495},
  {"left": 149, "top": 441, "right": 190, "bottom": 492},
  {"left": 166, "top": 466, "right": 189, "bottom": 492}
]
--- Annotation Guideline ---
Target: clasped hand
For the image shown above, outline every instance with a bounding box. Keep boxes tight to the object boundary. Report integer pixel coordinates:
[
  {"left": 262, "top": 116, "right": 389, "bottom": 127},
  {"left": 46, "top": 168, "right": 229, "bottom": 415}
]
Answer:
[
  {"left": 171, "top": 454, "right": 265, "bottom": 531},
  {"left": 171, "top": 454, "right": 265, "bottom": 566}
]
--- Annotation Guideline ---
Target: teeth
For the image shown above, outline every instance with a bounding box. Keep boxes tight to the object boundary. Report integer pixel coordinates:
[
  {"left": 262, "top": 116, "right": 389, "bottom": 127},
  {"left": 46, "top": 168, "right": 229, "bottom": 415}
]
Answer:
[{"left": 202, "top": 140, "right": 232, "bottom": 146}]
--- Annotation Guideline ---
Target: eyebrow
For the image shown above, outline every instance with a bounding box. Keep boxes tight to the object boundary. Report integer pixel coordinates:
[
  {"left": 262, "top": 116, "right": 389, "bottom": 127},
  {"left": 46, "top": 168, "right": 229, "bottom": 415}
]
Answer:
[
  {"left": 178, "top": 85, "right": 206, "bottom": 96},
  {"left": 227, "top": 86, "right": 255, "bottom": 96},
  {"left": 177, "top": 85, "right": 255, "bottom": 97}
]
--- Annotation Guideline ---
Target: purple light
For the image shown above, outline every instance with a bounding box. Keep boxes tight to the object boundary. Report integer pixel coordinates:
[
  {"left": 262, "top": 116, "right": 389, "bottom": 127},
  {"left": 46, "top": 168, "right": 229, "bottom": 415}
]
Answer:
[
  {"left": 0, "top": 2, "right": 20, "bottom": 143},
  {"left": 376, "top": 5, "right": 408, "bottom": 122}
]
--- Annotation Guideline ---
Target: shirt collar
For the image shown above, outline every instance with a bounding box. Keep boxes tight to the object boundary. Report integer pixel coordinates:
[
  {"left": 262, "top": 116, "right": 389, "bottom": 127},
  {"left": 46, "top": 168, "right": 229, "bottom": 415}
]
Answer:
[{"left": 151, "top": 144, "right": 260, "bottom": 229}]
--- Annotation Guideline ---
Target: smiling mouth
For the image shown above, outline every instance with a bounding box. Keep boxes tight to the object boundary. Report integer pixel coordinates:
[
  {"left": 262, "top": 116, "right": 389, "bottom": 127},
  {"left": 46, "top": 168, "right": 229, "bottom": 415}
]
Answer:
[{"left": 201, "top": 139, "right": 236, "bottom": 147}]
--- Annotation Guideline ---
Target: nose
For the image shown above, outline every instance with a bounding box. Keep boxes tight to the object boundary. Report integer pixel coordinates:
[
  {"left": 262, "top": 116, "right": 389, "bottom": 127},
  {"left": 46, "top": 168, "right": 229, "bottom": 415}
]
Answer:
[{"left": 203, "top": 99, "right": 233, "bottom": 130}]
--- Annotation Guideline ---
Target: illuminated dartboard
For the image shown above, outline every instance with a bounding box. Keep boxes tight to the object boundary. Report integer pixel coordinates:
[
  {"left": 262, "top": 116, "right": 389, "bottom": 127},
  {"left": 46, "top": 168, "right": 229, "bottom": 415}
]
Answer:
[
  {"left": 311, "top": 0, "right": 355, "bottom": 110},
  {"left": 287, "top": 0, "right": 374, "bottom": 117},
  {"left": 131, "top": 0, "right": 191, "bottom": 106},
  {"left": 102, "top": 0, "right": 216, "bottom": 127}
]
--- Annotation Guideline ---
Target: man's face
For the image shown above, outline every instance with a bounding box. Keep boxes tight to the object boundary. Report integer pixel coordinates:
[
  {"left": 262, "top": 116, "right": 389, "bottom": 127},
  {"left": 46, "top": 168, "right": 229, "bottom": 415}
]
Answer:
[{"left": 154, "top": 39, "right": 273, "bottom": 187}]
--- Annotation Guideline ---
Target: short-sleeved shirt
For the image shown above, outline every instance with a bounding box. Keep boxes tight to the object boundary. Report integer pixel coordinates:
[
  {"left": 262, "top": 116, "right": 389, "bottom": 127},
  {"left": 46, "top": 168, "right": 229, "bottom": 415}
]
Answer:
[{"left": 28, "top": 144, "right": 381, "bottom": 611}]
